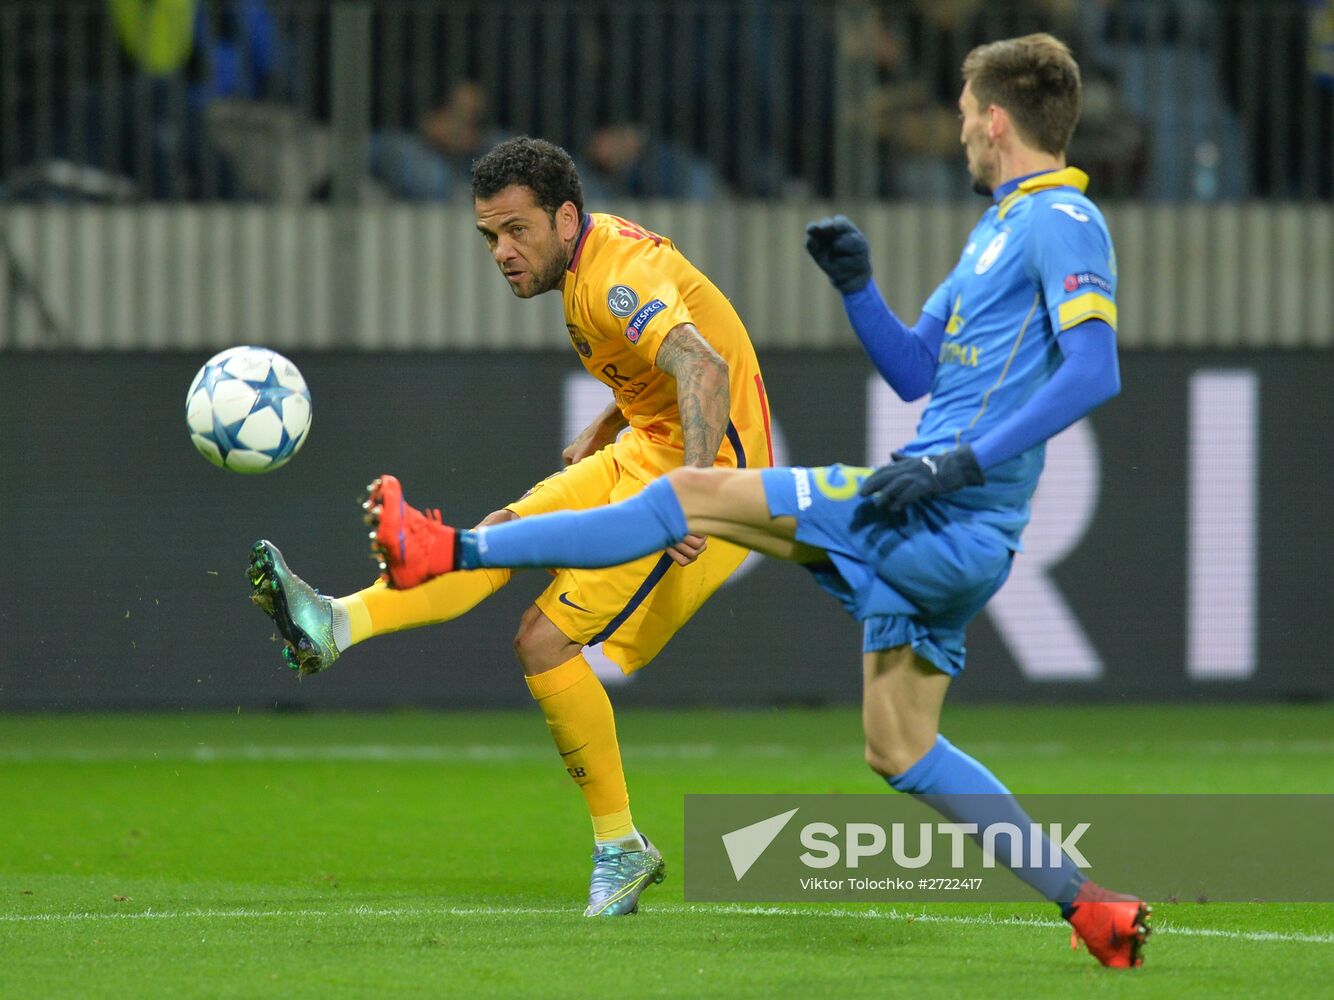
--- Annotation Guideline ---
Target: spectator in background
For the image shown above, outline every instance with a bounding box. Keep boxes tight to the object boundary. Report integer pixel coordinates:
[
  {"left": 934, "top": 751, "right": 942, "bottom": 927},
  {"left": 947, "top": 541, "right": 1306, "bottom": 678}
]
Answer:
[
  {"left": 577, "top": 123, "right": 726, "bottom": 201},
  {"left": 847, "top": 0, "right": 1144, "bottom": 199},
  {"left": 359, "top": 0, "right": 809, "bottom": 199},
  {"left": 122, "top": 0, "right": 288, "bottom": 198},
  {"left": 849, "top": 4, "right": 969, "bottom": 199},
  {"left": 19, "top": 0, "right": 290, "bottom": 200},
  {"left": 1082, "top": 0, "right": 1246, "bottom": 200},
  {"left": 107, "top": 0, "right": 196, "bottom": 76},
  {"left": 561, "top": 2, "right": 803, "bottom": 198},
  {"left": 192, "top": 0, "right": 346, "bottom": 201},
  {"left": 368, "top": 80, "right": 512, "bottom": 201},
  {"left": 185, "top": 0, "right": 284, "bottom": 106}
]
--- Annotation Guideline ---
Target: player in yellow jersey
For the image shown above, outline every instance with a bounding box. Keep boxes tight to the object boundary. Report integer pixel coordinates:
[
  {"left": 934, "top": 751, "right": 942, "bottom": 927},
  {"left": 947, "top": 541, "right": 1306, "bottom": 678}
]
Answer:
[{"left": 248, "top": 136, "right": 774, "bottom": 917}]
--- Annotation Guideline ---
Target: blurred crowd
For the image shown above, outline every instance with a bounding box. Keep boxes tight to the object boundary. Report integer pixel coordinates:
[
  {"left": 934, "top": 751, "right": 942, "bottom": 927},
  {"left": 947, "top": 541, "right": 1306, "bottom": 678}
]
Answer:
[{"left": 2, "top": 0, "right": 1331, "bottom": 203}]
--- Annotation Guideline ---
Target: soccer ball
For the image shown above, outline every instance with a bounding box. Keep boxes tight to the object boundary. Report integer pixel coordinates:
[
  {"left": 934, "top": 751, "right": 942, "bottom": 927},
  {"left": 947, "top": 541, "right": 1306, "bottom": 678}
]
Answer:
[{"left": 185, "top": 346, "right": 312, "bottom": 473}]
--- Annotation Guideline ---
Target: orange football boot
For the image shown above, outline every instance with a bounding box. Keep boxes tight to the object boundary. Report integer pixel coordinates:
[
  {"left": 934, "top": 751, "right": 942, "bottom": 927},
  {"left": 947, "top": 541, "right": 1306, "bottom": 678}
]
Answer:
[
  {"left": 362, "top": 474, "right": 459, "bottom": 588},
  {"left": 1066, "top": 880, "right": 1152, "bottom": 968}
]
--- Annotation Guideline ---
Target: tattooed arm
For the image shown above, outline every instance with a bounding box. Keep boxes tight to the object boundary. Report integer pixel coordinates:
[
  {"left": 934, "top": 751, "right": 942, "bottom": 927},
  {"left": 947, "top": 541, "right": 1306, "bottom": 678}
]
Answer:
[{"left": 655, "top": 323, "right": 731, "bottom": 468}]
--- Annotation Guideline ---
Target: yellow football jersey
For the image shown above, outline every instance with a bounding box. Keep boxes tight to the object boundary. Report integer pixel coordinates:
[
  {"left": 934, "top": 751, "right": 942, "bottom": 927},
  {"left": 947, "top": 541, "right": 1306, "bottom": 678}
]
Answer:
[{"left": 561, "top": 212, "right": 773, "bottom": 480}]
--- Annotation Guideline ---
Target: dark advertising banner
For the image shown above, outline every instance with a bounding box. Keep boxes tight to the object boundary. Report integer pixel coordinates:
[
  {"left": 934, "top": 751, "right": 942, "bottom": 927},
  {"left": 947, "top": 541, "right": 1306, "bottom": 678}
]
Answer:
[{"left": 1, "top": 350, "right": 1329, "bottom": 709}]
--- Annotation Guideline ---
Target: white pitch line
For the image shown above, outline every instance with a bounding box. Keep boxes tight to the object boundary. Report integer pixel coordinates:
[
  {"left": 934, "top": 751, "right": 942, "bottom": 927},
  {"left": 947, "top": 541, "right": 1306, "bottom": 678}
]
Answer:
[
  {"left": 0, "top": 903, "right": 1329, "bottom": 945},
  {"left": 697, "top": 905, "right": 1334, "bottom": 945},
  {"left": 0, "top": 905, "right": 564, "bottom": 923},
  {"left": 0, "top": 744, "right": 800, "bottom": 764},
  {"left": 0, "top": 739, "right": 1329, "bottom": 764}
]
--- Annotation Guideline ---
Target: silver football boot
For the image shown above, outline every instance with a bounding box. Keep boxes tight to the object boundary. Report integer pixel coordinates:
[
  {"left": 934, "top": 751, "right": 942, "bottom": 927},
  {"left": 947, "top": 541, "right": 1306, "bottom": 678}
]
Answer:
[
  {"left": 584, "top": 836, "right": 666, "bottom": 916},
  {"left": 248, "top": 540, "right": 340, "bottom": 676}
]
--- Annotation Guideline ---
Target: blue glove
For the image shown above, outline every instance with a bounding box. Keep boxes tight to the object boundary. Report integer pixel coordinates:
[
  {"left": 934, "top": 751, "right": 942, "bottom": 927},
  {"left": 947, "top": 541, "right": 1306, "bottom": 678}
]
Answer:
[
  {"left": 805, "top": 215, "right": 872, "bottom": 294},
  {"left": 859, "top": 445, "right": 985, "bottom": 512}
]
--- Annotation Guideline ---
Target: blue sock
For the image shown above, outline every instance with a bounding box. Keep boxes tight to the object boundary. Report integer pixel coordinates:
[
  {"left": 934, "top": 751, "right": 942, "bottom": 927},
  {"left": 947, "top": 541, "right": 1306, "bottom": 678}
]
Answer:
[
  {"left": 888, "top": 735, "right": 1085, "bottom": 909},
  {"left": 459, "top": 476, "right": 689, "bottom": 570}
]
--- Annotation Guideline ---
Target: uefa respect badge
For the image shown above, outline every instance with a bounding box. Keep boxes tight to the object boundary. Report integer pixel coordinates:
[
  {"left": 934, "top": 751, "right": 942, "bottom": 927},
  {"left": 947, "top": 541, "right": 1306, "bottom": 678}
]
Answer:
[{"left": 683, "top": 794, "right": 1334, "bottom": 903}]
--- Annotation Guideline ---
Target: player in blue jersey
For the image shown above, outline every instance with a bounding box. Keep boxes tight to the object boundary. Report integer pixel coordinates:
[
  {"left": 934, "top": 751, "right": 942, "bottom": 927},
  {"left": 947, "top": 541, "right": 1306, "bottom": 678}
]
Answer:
[{"left": 354, "top": 34, "right": 1147, "bottom": 968}]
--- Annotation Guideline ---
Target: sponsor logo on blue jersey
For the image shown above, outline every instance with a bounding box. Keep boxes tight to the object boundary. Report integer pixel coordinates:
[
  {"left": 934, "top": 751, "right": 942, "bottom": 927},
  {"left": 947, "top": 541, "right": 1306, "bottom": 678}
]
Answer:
[
  {"left": 607, "top": 284, "right": 640, "bottom": 317},
  {"left": 625, "top": 299, "right": 666, "bottom": 343},
  {"left": 1062, "top": 272, "right": 1112, "bottom": 294},
  {"left": 940, "top": 342, "right": 981, "bottom": 367}
]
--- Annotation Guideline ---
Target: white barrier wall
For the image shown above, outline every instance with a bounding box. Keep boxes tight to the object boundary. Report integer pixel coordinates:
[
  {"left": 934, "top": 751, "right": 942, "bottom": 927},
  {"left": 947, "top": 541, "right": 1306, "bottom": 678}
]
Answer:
[{"left": 2, "top": 202, "right": 1331, "bottom": 350}]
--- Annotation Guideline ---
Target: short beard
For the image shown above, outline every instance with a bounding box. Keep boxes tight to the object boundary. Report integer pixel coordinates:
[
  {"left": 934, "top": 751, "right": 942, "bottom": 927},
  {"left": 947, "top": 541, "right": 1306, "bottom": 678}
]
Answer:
[
  {"left": 509, "top": 245, "right": 568, "bottom": 298},
  {"left": 527, "top": 255, "right": 567, "bottom": 296},
  {"left": 971, "top": 176, "right": 994, "bottom": 197},
  {"left": 528, "top": 210, "right": 576, "bottom": 296}
]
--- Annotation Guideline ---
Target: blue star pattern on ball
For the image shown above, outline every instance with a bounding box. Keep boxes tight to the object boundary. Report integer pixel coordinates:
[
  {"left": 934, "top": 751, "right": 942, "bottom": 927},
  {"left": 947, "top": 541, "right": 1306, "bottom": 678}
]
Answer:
[{"left": 186, "top": 346, "right": 312, "bottom": 473}]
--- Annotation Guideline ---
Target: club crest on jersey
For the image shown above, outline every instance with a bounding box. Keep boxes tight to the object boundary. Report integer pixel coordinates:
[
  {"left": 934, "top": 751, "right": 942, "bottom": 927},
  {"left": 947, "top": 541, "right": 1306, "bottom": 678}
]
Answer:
[
  {"left": 567, "top": 324, "right": 593, "bottom": 358},
  {"left": 607, "top": 284, "right": 640, "bottom": 318},
  {"left": 625, "top": 299, "right": 666, "bottom": 343},
  {"left": 974, "top": 231, "right": 1009, "bottom": 274}
]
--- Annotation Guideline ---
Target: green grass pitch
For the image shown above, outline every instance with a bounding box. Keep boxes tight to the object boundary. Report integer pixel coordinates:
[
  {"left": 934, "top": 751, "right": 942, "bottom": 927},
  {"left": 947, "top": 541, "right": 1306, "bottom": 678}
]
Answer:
[{"left": 2, "top": 705, "right": 1330, "bottom": 998}]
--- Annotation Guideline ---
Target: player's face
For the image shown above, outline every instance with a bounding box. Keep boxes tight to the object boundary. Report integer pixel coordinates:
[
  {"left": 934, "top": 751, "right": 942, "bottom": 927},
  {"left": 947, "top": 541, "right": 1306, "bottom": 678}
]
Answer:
[
  {"left": 474, "top": 185, "right": 579, "bottom": 298},
  {"left": 959, "top": 82, "right": 999, "bottom": 196}
]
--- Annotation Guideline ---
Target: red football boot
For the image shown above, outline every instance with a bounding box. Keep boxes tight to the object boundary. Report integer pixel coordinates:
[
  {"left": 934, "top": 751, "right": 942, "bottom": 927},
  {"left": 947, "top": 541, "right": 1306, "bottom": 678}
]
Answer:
[
  {"left": 362, "top": 474, "right": 459, "bottom": 588},
  {"left": 1066, "top": 880, "right": 1152, "bottom": 968}
]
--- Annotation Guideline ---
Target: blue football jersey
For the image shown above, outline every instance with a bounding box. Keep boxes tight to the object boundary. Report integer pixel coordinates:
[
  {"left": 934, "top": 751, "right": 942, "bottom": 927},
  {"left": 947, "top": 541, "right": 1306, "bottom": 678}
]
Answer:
[{"left": 906, "top": 167, "right": 1118, "bottom": 542}]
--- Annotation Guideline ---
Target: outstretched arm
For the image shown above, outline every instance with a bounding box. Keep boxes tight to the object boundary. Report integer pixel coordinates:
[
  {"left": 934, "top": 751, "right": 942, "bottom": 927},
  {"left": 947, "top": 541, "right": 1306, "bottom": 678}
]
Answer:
[
  {"left": 806, "top": 216, "right": 942, "bottom": 400},
  {"left": 841, "top": 282, "right": 944, "bottom": 401},
  {"left": 654, "top": 323, "right": 731, "bottom": 468}
]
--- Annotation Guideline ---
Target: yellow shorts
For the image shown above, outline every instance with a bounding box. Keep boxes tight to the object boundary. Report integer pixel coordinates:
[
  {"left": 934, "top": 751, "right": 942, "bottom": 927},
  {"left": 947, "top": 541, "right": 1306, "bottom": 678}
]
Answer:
[{"left": 506, "top": 443, "right": 747, "bottom": 674}]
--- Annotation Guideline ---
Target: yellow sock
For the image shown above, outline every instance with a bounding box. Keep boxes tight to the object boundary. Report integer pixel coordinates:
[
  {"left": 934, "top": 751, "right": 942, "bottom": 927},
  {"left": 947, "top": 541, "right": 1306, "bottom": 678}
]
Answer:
[
  {"left": 339, "top": 569, "right": 511, "bottom": 646},
  {"left": 526, "top": 654, "right": 636, "bottom": 841},
  {"left": 591, "top": 806, "right": 637, "bottom": 843}
]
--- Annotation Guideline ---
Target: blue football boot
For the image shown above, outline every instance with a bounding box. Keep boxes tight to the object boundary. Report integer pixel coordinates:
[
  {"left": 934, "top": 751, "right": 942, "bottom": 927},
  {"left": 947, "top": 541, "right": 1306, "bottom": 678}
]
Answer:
[
  {"left": 584, "top": 836, "right": 666, "bottom": 916},
  {"left": 248, "top": 540, "right": 340, "bottom": 676}
]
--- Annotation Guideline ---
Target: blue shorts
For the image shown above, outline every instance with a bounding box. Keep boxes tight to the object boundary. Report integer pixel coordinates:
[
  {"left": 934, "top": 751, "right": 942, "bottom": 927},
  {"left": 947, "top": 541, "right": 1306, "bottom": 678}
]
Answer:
[{"left": 761, "top": 465, "right": 1014, "bottom": 676}]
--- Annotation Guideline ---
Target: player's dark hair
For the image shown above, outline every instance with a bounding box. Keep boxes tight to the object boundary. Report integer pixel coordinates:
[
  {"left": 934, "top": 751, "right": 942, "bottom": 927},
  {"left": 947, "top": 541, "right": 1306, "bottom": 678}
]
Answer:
[
  {"left": 962, "top": 33, "right": 1082, "bottom": 155},
  {"left": 471, "top": 136, "right": 584, "bottom": 219}
]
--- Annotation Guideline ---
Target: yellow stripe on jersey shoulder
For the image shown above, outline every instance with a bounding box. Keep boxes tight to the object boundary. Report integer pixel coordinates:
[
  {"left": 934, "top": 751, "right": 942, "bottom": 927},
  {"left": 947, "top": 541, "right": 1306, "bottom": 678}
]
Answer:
[
  {"left": 1058, "top": 291, "right": 1118, "bottom": 331},
  {"left": 996, "top": 167, "right": 1091, "bottom": 220}
]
